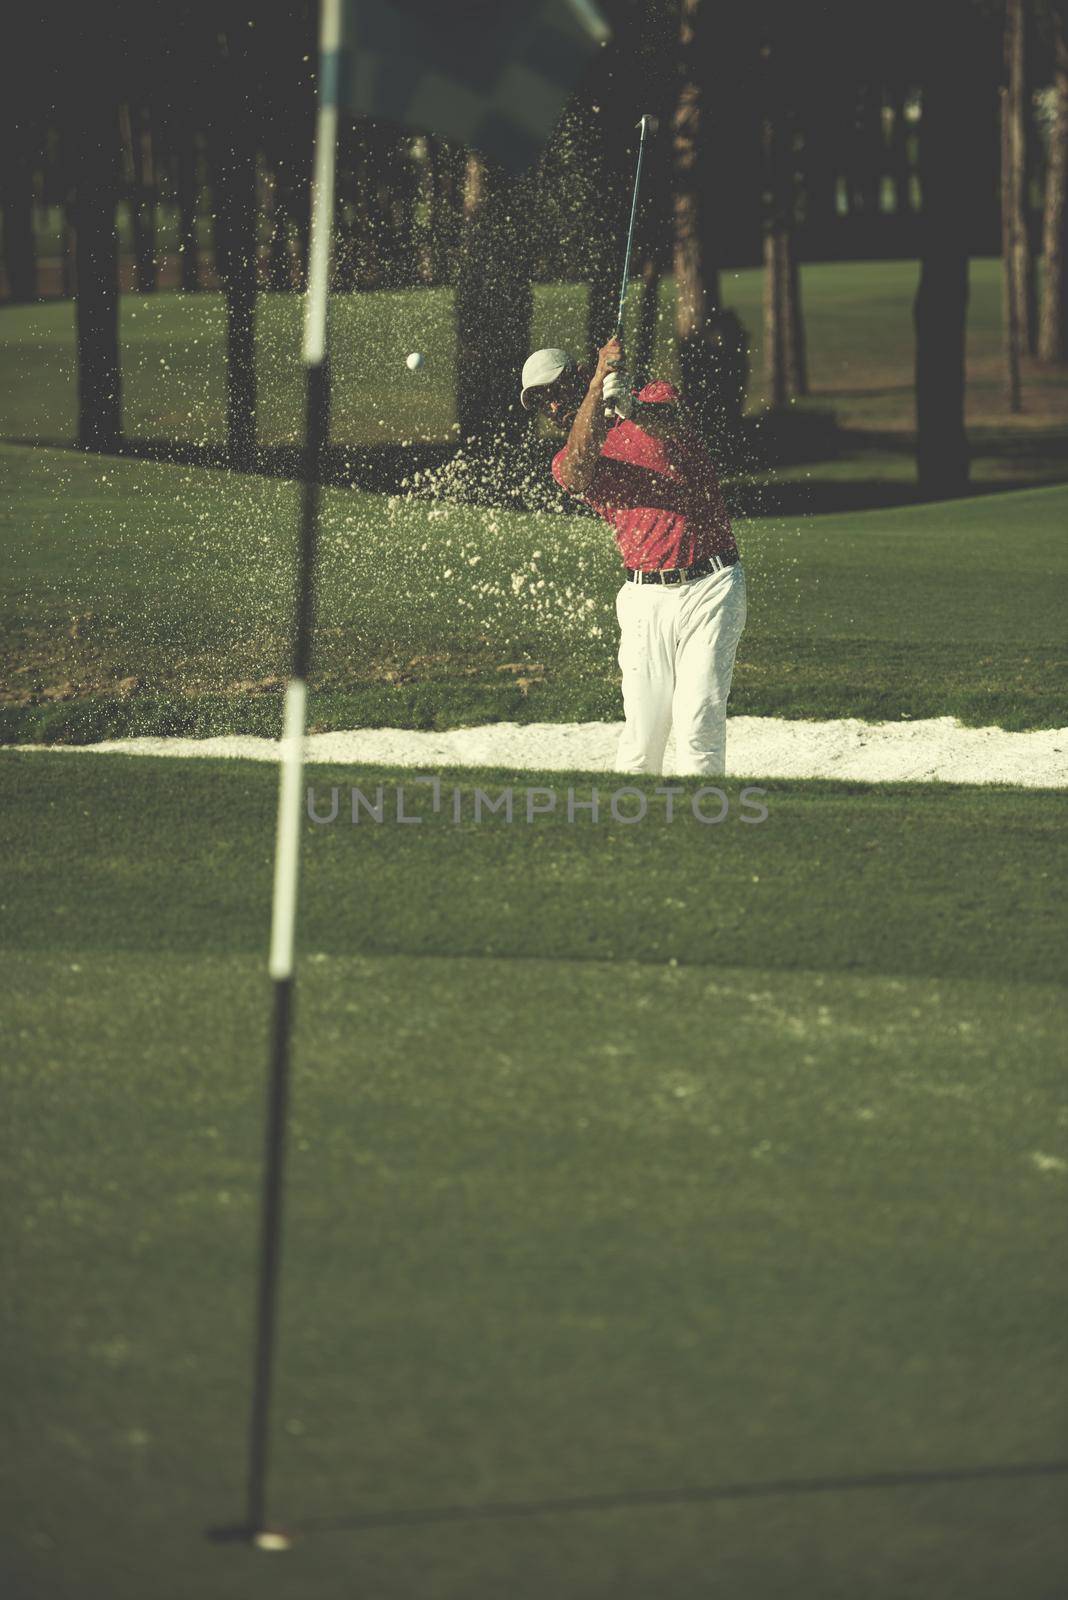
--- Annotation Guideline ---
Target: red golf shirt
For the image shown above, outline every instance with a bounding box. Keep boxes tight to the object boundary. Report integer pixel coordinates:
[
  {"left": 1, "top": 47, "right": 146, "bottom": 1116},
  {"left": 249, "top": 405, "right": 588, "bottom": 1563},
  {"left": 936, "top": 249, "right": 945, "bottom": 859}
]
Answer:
[{"left": 551, "top": 381, "right": 738, "bottom": 571}]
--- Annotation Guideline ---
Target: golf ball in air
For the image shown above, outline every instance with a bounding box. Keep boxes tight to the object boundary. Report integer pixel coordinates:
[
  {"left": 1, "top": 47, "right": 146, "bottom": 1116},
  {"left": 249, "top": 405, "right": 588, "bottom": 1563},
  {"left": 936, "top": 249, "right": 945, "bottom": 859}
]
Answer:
[{"left": 406, "top": 352, "right": 425, "bottom": 371}]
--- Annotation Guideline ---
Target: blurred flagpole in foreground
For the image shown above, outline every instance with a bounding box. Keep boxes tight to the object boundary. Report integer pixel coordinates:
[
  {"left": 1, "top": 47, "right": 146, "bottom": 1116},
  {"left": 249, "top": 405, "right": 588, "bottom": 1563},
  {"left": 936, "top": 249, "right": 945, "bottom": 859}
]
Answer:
[
  {"left": 245, "top": 0, "right": 342, "bottom": 1549},
  {"left": 240, "top": 0, "right": 610, "bottom": 1549}
]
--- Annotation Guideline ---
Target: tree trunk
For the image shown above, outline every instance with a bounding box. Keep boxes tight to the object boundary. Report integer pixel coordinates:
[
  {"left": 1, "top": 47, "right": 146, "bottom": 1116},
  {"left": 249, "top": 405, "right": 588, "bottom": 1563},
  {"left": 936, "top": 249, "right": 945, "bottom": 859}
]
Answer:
[
  {"left": 1038, "top": 10, "right": 1068, "bottom": 363},
  {"left": 125, "top": 103, "right": 158, "bottom": 293},
  {"left": 266, "top": 208, "right": 294, "bottom": 292},
  {"left": 763, "top": 225, "right": 788, "bottom": 409},
  {"left": 417, "top": 138, "right": 437, "bottom": 287},
  {"left": 673, "top": 0, "right": 720, "bottom": 340},
  {"left": 587, "top": 184, "right": 629, "bottom": 359},
  {"left": 430, "top": 140, "right": 464, "bottom": 287},
  {"left": 455, "top": 152, "right": 533, "bottom": 446},
  {"left": 415, "top": 136, "right": 454, "bottom": 288},
  {"left": 348, "top": 119, "right": 392, "bottom": 289},
  {"left": 176, "top": 124, "right": 201, "bottom": 291},
  {"left": 799, "top": 104, "right": 840, "bottom": 260},
  {"left": 1, "top": 132, "right": 38, "bottom": 303},
  {"left": 760, "top": 19, "right": 809, "bottom": 413},
  {"left": 718, "top": 14, "right": 764, "bottom": 269},
  {"left": 674, "top": 0, "right": 755, "bottom": 440},
  {"left": 673, "top": 0, "right": 719, "bottom": 382},
  {"left": 388, "top": 135, "right": 419, "bottom": 289},
  {"left": 71, "top": 97, "right": 122, "bottom": 451},
  {"left": 914, "top": 14, "right": 973, "bottom": 498},
  {"left": 583, "top": 74, "right": 635, "bottom": 361},
  {"left": 1001, "top": 87, "right": 1022, "bottom": 410},
  {"left": 890, "top": 84, "right": 913, "bottom": 218},
  {"left": 785, "top": 238, "right": 808, "bottom": 395},
  {"left": 62, "top": 200, "right": 77, "bottom": 299},
  {"left": 635, "top": 256, "right": 661, "bottom": 382},
  {"left": 1005, "top": 0, "right": 1037, "bottom": 354},
  {"left": 762, "top": 96, "right": 794, "bottom": 408},
  {"left": 212, "top": 123, "right": 258, "bottom": 469},
  {"left": 850, "top": 82, "right": 884, "bottom": 244},
  {"left": 331, "top": 138, "right": 363, "bottom": 295}
]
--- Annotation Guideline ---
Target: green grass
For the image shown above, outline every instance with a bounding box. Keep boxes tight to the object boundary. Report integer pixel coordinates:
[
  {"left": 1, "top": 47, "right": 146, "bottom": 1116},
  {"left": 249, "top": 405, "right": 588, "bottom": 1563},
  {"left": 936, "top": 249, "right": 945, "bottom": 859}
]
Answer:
[
  {"left": 4, "top": 258, "right": 1065, "bottom": 1600},
  {"left": 2, "top": 755, "right": 1065, "bottom": 980},
  {"left": 2, "top": 261, "right": 1067, "bottom": 492},
  {"left": 2, "top": 752, "right": 1066, "bottom": 1598},
  {"left": 1, "top": 442, "right": 1065, "bottom": 738}
]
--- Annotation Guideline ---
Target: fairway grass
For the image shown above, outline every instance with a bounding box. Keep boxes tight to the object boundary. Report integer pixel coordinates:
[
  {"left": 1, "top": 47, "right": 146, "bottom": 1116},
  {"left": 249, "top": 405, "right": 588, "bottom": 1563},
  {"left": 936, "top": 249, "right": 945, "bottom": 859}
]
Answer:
[
  {"left": 2, "top": 754, "right": 1065, "bottom": 981},
  {"left": 2, "top": 753, "right": 1066, "bottom": 1596},
  {"left": 3, "top": 945, "right": 1066, "bottom": 1599},
  {"left": 2, "top": 444, "right": 1066, "bottom": 740}
]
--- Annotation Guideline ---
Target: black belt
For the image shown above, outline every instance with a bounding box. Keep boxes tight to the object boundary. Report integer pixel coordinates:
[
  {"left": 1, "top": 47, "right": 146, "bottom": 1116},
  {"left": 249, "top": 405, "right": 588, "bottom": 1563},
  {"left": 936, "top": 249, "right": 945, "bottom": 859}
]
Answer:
[{"left": 625, "top": 553, "right": 737, "bottom": 585}]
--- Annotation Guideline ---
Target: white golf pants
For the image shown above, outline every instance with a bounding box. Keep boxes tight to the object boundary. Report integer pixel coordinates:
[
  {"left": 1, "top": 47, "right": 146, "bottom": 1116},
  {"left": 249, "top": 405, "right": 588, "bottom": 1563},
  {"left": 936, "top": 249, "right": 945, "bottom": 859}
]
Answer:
[{"left": 614, "top": 561, "right": 747, "bottom": 777}]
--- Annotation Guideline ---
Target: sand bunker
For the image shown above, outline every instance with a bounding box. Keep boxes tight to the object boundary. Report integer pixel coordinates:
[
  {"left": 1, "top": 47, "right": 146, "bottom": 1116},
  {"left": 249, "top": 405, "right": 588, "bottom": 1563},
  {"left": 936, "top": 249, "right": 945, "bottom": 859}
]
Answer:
[{"left": 9, "top": 716, "right": 1066, "bottom": 786}]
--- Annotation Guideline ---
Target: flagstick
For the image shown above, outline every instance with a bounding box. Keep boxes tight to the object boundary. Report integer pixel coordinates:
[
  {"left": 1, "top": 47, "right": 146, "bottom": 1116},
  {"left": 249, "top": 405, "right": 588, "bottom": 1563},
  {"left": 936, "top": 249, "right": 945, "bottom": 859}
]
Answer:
[{"left": 245, "top": 0, "right": 341, "bottom": 1548}]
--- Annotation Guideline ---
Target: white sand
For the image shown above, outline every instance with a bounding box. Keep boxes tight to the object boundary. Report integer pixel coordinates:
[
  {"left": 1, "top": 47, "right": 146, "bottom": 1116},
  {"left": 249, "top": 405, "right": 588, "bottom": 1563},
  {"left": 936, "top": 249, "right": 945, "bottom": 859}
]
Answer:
[{"left": 8, "top": 716, "right": 1067, "bottom": 786}]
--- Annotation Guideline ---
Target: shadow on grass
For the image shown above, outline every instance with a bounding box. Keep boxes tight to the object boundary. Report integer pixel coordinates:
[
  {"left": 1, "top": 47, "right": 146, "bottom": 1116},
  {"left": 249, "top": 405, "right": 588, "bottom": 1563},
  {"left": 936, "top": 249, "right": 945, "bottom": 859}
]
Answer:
[
  {"left": 4, "top": 432, "right": 572, "bottom": 514},
  {"left": 206, "top": 1458, "right": 1068, "bottom": 1541},
  {"left": 6, "top": 418, "right": 1068, "bottom": 519}
]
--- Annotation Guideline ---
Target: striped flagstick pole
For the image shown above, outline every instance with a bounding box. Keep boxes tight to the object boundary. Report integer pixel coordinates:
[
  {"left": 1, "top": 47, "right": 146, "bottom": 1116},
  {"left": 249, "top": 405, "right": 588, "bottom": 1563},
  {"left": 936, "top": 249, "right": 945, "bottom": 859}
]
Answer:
[{"left": 245, "top": 0, "right": 342, "bottom": 1549}]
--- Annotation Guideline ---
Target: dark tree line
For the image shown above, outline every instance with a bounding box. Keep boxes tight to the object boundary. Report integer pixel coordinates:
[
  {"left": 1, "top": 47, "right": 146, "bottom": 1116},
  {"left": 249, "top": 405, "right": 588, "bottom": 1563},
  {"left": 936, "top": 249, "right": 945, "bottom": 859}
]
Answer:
[{"left": 1, "top": 0, "right": 1066, "bottom": 494}]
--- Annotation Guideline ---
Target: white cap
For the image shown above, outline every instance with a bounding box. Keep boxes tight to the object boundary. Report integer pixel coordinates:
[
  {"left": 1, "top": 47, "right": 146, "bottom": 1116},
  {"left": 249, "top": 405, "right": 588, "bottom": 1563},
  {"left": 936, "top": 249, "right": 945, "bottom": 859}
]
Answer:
[{"left": 520, "top": 348, "right": 574, "bottom": 410}]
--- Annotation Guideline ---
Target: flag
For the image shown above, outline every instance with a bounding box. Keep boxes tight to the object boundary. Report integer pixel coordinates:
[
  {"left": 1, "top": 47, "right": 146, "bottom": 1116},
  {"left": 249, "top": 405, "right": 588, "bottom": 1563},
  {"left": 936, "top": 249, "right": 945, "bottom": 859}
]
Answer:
[{"left": 329, "top": 0, "right": 610, "bottom": 171}]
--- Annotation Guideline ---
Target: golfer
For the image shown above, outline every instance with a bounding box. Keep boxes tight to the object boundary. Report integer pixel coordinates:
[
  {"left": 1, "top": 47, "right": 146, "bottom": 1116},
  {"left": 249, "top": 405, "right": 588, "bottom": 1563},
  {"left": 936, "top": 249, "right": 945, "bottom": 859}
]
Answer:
[{"left": 520, "top": 338, "right": 747, "bottom": 777}]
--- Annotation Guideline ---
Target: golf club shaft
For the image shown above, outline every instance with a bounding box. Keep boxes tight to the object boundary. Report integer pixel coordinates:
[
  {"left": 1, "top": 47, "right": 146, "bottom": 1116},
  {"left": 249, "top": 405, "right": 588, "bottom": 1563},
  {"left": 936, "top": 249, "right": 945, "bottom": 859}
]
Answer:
[{"left": 615, "top": 115, "right": 651, "bottom": 338}]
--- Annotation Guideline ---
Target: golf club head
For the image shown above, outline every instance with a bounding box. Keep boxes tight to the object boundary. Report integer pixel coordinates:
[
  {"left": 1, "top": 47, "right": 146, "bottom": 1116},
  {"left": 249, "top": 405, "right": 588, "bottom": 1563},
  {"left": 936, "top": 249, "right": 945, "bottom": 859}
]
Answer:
[{"left": 637, "top": 114, "right": 659, "bottom": 137}]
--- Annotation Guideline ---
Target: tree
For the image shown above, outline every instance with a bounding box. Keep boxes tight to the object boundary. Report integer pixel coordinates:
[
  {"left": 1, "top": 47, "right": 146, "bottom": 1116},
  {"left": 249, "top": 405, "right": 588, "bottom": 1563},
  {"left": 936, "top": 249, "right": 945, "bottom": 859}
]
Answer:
[
  {"left": 209, "top": 17, "right": 260, "bottom": 470},
  {"left": 586, "top": 97, "right": 637, "bottom": 362},
  {"left": 455, "top": 152, "right": 533, "bottom": 446},
  {"left": 761, "top": 21, "right": 807, "bottom": 409},
  {"left": 1, "top": 118, "right": 39, "bottom": 305},
  {"left": 255, "top": 5, "right": 314, "bottom": 293},
  {"left": 888, "top": 81, "right": 916, "bottom": 221},
  {"left": 914, "top": 4, "right": 983, "bottom": 497},
  {"left": 122, "top": 101, "right": 158, "bottom": 293},
  {"left": 0, "top": 27, "right": 47, "bottom": 304},
  {"left": 1005, "top": 0, "right": 1038, "bottom": 353},
  {"left": 148, "top": 4, "right": 209, "bottom": 294},
  {"left": 846, "top": 79, "right": 886, "bottom": 253},
  {"left": 69, "top": 79, "right": 123, "bottom": 452},
  {"left": 175, "top": 123, "right": 203, "bottom": 291},
  {"left": 572, "top": 0, "right": 665, "bottom": 366},
  {"left": 796, "top": 80, "right": 847, "bottom": 260},
  {"left": 674, "top": 0, "right": 721, "bottom": 344},
  {"left": 673, "top": 0, "right": 754, "bottom": 440},
  {"left": 414, "top": 136, "right": 453, "bottom": 288},
  {"left": 1038, "top": 2, "right": 1068, "bottom": 361},
  {"left": 787, "top": 247, "right": 807, "bottom": 395},
  {"left": 1002, "top": 86, "right": 1024, "bottom": 408},
  {"left": 635, "top": 254, "right": 662, "bottom": 380},
  {"left": 762, "top": 205, "right": 789, "bottom": 409}
]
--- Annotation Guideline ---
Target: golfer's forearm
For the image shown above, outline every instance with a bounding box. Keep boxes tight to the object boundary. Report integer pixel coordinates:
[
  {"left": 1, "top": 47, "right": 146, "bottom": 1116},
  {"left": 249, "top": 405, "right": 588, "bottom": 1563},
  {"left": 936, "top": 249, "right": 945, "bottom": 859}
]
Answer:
[{"left": 559, "top": 383, "right": 609, "bottom": 492}]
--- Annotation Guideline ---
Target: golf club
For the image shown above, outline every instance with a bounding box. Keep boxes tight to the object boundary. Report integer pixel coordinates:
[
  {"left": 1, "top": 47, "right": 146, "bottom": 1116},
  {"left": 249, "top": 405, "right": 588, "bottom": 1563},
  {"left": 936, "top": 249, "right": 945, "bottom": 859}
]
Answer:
[{"left": 615, "top": 113, "right": 657, "bottom": 339}]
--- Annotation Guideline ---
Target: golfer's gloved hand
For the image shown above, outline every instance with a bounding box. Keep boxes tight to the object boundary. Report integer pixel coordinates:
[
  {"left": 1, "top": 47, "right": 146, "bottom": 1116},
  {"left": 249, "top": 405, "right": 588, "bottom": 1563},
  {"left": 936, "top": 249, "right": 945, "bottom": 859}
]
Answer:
[{"left": 602, "top": 369, "right": 634, "bottom": 420}]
